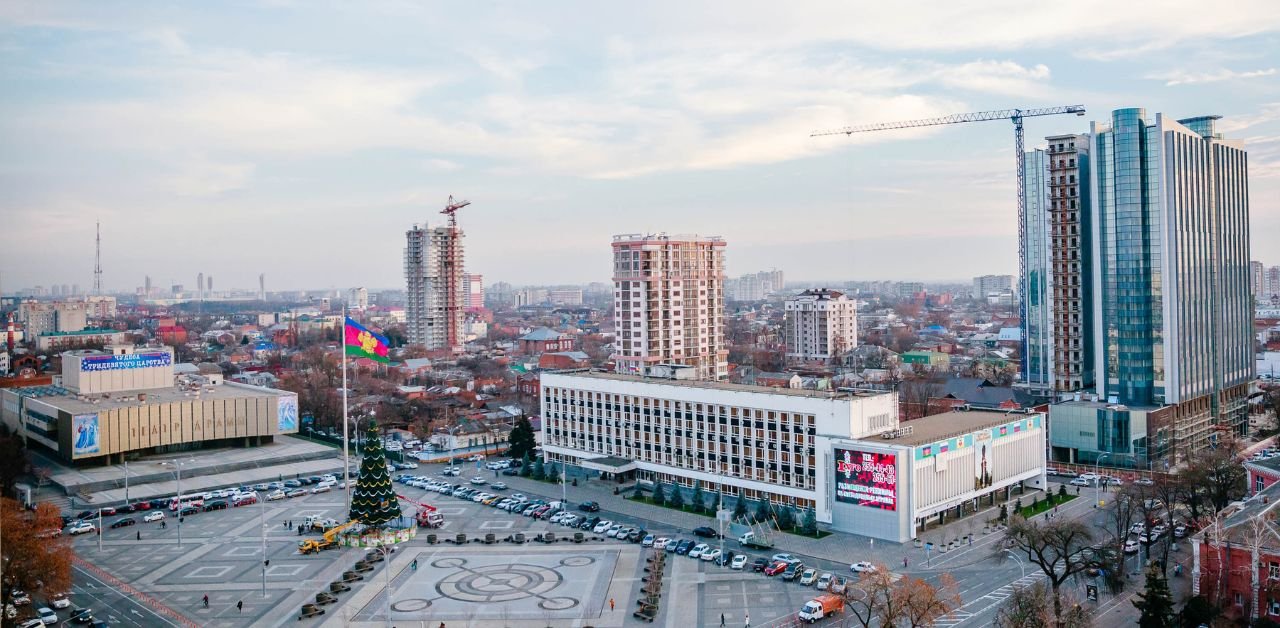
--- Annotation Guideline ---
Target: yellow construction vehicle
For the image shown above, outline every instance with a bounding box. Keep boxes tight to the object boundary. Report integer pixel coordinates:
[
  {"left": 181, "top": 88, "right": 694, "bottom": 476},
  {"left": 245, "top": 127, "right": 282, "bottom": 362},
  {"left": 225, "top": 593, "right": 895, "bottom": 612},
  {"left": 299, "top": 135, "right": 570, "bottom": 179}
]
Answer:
[{"left": 299, "top": 519, "right": 359, "bottom": 554}]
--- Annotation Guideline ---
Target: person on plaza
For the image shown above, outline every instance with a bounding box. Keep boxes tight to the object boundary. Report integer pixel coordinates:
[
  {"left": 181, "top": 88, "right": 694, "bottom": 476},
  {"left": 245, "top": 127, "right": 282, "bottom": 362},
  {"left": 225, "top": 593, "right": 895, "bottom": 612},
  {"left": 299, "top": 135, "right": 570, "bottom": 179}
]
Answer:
[
  {"left": 903, "top": 556, "right": 908, "bottom": 568},
  {"left": 237, "top": 600, "right": 243, "bottom": 613},
  {"left": 136, "top": 530, "right": 141, "bottom": 541},
  {"left": 411, "top": 559, "right": 418, "bottom": 571},
  {"left": 745, "top": 612, "right": 750, "bottom": 627},
  {"left": 609, "top": 598, "right": 615, "bottom": 611},
  {"left": 202, "top": 594, "right": 209, "bottom": 608}
]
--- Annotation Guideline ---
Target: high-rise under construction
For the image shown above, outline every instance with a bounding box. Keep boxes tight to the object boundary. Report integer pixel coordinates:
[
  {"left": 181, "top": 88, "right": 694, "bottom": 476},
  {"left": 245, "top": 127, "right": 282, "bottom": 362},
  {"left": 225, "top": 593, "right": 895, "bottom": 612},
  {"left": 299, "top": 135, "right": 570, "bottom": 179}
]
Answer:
[{"left": 405, "top": 221, "right": 464, "bottom": 351}]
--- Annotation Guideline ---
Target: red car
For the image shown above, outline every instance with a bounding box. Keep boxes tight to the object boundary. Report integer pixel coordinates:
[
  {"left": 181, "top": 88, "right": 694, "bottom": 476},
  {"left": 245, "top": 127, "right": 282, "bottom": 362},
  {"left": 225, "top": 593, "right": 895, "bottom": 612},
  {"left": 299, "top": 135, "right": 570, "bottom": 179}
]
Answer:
[
  {"left": 99, "top": 506, "right": 117, "bottom": 516},
  {"left": 132, "top": 501, "right": 152, "bottom": 511},
  {"left": 764, "top": 561, "right": 788, "bottom": 577}
]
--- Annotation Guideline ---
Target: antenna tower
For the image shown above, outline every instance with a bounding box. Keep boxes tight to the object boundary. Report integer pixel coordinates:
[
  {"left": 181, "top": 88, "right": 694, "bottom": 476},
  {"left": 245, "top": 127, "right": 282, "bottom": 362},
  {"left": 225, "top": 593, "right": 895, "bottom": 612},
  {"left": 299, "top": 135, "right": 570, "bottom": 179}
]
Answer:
[{"left": 94, "top": 221, "right": 103, "bottom": 294}]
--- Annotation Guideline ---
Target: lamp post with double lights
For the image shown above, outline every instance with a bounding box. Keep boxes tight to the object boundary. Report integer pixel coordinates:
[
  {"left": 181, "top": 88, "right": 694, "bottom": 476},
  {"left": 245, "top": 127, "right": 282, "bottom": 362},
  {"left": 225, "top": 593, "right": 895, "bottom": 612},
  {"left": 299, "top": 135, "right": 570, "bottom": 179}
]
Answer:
[{"left": 158, "top": 459, "right": 194, "bottom": 549}]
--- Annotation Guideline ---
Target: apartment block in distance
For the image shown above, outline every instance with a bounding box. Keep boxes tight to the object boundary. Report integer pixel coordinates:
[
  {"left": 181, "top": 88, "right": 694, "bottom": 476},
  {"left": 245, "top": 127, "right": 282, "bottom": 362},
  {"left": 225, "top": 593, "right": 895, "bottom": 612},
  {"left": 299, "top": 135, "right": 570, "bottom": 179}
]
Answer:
[
  {"left": 784, "top": 289, "right": 858, "bottom": 363},
  {"left": 405, "top": 221, "right": 464, "bottom": 351},
  {"left": 612, "top": 233, "right": 727, "bottom": 380}
]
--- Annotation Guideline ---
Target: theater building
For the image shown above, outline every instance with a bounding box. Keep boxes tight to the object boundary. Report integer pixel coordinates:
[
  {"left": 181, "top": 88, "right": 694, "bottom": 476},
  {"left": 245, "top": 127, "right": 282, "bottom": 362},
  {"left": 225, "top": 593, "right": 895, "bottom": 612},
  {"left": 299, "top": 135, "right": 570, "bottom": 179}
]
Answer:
[
  {"left": 0, "top": 345, "right": 298, "bottom": 465},
  {"left": 541, "top": 367, "right": 1046, "bottom": 542}
]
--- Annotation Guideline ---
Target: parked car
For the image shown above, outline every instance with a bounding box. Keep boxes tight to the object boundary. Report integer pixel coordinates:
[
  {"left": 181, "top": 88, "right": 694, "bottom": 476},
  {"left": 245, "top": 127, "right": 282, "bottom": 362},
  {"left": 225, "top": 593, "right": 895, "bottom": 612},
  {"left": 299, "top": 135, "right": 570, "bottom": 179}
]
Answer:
[
  {"left": 502, "top": 468, "right": 520, "bottom": 476},
  {"left": 131, "top": 501, "right": 152, "bottom": 511},
  {"left": 470, "top": 477, "right": 487, "bottom": 485},
  {"left": 627, "top": 529, "right": 646, "bottom": 543},
  {"left": 652, "top": 537, "right": 670, "bottom": 550},
  {"left": 109, "top": 517, "right": 137, "bottom": 529},
  {"left": 143, "top": 511, "right": 165, "bottom": 523},
  {"left": 490, "top": 482, "right": 507, "bottom": 491},
  {"left": 203, "top": 501, "right": 228, "bottom": 512},
  {"left": 66, "top": 522, "right": 95, "bottom": 536},
  {"left": 772, "top": 553, "right": 799, "bottom": 564},
  {"left": 36, "top": 607, "right": 57, "bottom": 625},
  {"left": 179, "top": 506, "right": 199, "bottom": 517},
  {"left": 799, "top": 569, "right": 819, "bottom": 586},
  {"left": 286, "top": 488, "right": 307, "bottom": 498},
  {"left": 578, "top": 501, "right": 601, "bottom": 512},
  {"left": 266, "top": 490, "right": 286, "bottom": 501},
  {"left": 782, "top": 563, "right": 805, "bottom": 581},
  {"left": 831, "top": 576, "right": 848, "bottom": 595},
  {"left": 850, "top": 561, "right": 876, "bottom": 573},
  {"left": 731, "top": 554, "right": 749, "bottom": 570},
  {"left": 48, "top": 593, "right": 71, "bottom": 610},
  {"left": 1124, "top": 540, "right": 1140, "bottom": 554},
  {"left": 751, "top": 557, "right": 770, "bottom": 572},
  {"left": 99, "top": 507, "right": 117, "bottom": 517},
  {"left": 10, "top": 590, "right": 31, "bottom": 605},
  {"left": 764, "top": 561, "right": 788, "bottom": 576},
  {"left": 816, "top": 572, "right": 833, "bottom": 591},
  {"left": 675, "top": 540, "right": 695, "bottom": 555},
  {"left": 701, "top": 548, "right": 722, "bottom": 562},
  {"left": 689, "top": 543, "right": 709, "bottom": 559},
  {"left": 715, "top": 550, "right": 737, "bottom": 566},
  {"left": 642, "top": 534, "right": 656, "bottom": 547},
  {"left": 1069, "top": 477, "right": 1091, "bottom": 486},
  {"left": 283, "top": 480, "right": 302, "bottom": 488}
]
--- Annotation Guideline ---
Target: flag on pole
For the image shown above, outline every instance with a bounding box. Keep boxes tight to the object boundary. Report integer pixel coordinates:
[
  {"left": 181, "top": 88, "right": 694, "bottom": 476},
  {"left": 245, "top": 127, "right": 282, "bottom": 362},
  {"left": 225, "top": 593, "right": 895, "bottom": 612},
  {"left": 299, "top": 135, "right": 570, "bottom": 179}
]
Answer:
[{"left": 344, "top": 317, "right": 390, "bottom": 363}]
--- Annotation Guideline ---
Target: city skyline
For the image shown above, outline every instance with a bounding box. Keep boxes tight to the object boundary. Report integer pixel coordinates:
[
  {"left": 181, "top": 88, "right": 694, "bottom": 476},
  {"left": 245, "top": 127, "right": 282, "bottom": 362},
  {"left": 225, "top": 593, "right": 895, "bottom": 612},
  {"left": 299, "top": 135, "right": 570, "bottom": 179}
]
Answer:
[{"left": 2, "top": 2, "right": 1279, "bottom": 290}]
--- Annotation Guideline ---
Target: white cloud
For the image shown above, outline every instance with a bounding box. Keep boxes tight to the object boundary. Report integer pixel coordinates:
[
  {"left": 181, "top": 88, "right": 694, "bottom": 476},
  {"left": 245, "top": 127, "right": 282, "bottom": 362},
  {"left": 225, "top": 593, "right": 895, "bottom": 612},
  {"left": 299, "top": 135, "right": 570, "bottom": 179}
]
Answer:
[
  {"left": 167, "top": 157, "right": 255, "bottom": 196},
  {"left": 1148, "top": 68, "right": 1276, "bottom": 86}
]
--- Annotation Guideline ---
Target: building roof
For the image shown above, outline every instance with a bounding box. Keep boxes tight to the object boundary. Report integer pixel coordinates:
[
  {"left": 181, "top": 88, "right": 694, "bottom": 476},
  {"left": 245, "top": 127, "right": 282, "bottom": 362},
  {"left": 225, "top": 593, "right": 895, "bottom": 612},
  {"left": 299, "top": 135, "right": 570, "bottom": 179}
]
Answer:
[
  {"left": 402, "top": 357, "right": 432, "bottom": 370},
  {"left": 545, "top": 369, "right": 890, "bottom": 401},
  {"left": 893, "top": 409, "right": 1038, "bottom": 446},
  {"left": 38, "top": 328, "right": 122, "bottom": 338},
  {"left": 940, "top": 378, "right": 1018, "bottom": 407},
  {"left": 520, "top": 327, "right": 566, "bottom": 341},
  {"left": 1197, "top": 480, "right": 1280, "bottom": 548},
  {"left": 545, "top": 351, "right": 590, "bottom": 361},
  {"left": 14, "top": 380, "right": 288, "bottom": 414}
]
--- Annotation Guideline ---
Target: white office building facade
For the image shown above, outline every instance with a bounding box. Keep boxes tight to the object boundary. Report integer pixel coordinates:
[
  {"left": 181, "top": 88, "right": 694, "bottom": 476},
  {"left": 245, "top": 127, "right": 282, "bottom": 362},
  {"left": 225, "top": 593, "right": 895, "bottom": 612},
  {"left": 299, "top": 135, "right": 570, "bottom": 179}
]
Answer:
[{"left": 784, "top": 289, "right": 858, "bottom": 363}]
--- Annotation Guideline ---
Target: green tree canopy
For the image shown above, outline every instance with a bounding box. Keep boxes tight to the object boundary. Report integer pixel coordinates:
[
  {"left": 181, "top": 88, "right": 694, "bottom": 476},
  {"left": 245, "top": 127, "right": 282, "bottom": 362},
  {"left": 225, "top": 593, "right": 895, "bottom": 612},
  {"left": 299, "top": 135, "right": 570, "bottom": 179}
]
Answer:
[{"left": 508, "top": 416, "right": 536, "bottom": 460}]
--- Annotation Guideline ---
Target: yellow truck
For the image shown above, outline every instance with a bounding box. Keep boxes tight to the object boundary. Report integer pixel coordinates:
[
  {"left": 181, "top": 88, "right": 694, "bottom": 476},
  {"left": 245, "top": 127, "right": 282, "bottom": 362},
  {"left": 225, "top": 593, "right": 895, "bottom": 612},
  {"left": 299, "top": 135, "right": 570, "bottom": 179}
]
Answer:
[{"left": 299, "top": 520, "right": 358, "bottom": 554}]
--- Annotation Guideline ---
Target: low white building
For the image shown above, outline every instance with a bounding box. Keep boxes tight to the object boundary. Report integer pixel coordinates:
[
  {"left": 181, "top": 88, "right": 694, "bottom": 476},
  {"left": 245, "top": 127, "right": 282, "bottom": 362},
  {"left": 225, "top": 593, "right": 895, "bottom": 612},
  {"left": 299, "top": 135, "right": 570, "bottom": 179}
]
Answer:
[{"left": 542, "top": 369, "right": 1047, "bottom": 542}]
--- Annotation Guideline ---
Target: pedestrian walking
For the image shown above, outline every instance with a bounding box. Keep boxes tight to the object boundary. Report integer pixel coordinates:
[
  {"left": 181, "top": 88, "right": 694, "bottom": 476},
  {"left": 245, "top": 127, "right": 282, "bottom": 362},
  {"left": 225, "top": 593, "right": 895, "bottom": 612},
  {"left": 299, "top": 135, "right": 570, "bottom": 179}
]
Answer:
[
  {"left": 202, "top": 594, "right": 209, "bottom": 608},
  {"left": 412, "top": 559, "right": 418, "bottom": 571},
  {"left": 609, "top": 598, "right": 615, "bottom": 611},
  {"left": 237, "top": 600, "right": 243, "bottom": 613},
  {"left": 745, "top": 612, "right": 750, "bottom": 627},
  {"left": 136, "top": 530, "right": 141, "bottom": 541},
  {"left": 720, "top": 612, "right": 725, "bottom": 627},
  {"left": 968, "top": 536, "right": 972, "bottom": 547},
  {"left": 903, "top": 556, "right": 908, "bottom": 568}
]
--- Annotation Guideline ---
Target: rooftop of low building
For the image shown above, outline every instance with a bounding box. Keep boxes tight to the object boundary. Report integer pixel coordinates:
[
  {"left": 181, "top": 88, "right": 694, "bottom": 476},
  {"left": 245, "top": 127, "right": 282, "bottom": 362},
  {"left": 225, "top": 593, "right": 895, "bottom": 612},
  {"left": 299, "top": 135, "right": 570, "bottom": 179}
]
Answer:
[{"left": 892, "top": 409, "right": 1040, "bottom": 446}]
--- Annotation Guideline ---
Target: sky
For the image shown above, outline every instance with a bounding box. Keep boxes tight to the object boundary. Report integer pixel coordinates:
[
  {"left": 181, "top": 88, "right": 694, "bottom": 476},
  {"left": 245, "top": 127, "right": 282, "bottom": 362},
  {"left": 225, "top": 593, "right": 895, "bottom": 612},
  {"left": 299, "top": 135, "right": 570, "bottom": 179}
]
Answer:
[{"left": 2, "top": 1, "right": 1279, "bottom": 292}]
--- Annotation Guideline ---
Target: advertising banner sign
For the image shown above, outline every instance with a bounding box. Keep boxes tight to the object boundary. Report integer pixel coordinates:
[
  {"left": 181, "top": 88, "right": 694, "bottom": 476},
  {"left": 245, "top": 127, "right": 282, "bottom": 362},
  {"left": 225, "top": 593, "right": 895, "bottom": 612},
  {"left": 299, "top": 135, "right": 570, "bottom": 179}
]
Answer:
[
  {"left": 72, "top": 413, "right": 101, "bottom": 456},
  {"left": 80, "top": 351, "right": 172, "bottom": 372},
  {"left": 834, "top": 448, "right": 897, "bottom": 511},
  {"left": 277, "top": 394, "right": 299, "bottom": 432}
]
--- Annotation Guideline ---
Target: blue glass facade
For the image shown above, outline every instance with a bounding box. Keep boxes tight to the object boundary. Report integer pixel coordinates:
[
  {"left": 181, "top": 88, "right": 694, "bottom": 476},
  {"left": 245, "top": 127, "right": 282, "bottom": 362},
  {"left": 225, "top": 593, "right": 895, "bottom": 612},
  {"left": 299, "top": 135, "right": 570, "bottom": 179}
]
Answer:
[{"left": 1021, "top": 150, "right": 1053, "bottom": 391}]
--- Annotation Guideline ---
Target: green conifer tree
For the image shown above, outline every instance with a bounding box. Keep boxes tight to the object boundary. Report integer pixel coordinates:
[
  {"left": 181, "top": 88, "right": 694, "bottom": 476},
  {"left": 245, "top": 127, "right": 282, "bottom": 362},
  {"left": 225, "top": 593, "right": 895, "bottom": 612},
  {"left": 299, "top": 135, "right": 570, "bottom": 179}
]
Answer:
[
  {"left": 733, "top": 494, "right": 748, "bottom": 520},
  {"left": 1133, "top": 565, "right": 1176, "bottom": 628},
  {"left": 669, "top": 485, "right": 685, "bottom": 510},
  {"left": 532, "top": 458, "right": 545, "bottom": 480},
  {"left": 652, "top": 481, "right": 666, "bottom": 506},
  {"left": 754, "top": 498, "right": 771, "bottom": 524},
  {"left": 349, "top": 420, "right": 402, "bottom": 527},
  {"left": 691, "top": 483, "right": 705, "bottom": 513}
]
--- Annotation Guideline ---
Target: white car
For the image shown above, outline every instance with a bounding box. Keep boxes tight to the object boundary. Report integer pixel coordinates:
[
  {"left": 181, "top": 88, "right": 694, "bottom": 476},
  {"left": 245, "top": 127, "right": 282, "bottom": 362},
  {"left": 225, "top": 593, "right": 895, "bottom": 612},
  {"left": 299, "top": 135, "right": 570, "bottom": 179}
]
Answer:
[
  {"left": 67, "top": 522, "right": 95, "bottom": 535},
  {"left": 605, "top": 524, "right": 623, "bottom": 538},
  {"left": 1078, "top": 472, "right": 1099, "bottom": 481},
  {"left": 1069, "top": 477, "right": 1091, "bottom": 487},
  {"left": 35, "top": 607, "right": 57, "bottom": 625},
  {"left": 701, "top": 548, "right": 722, "bottom": 562},
  {"left": 510, "top": 493, "right": 526, "bottom": 501},
  {"left": 310, "top": 485, "right": 330, "bottom": 494},
  {"left": 48, "top": 593, "right": 70, "bottom": 610},
  {"left": 851, "top": 561, "right": 876, "bottom": 573},
  {"left": 1124, "top": 540, "right": 1140, "bottom": 554},
  {"left": 399, "top": 462, "right": 418, "bottom": 469},
  {"left": 593, "top": 521, "right": 613, "bottom": 534},
  {"left": 1130, "top": 522, "right": 1146, "bottom": 535},
  {"left": 772, "top": 553, "right": 798, "bottom": 564},
  {"left": 816, "top": 573, "right": 833, "bottom": 590},
  {"left": 642, "top": 534, "right": 656, "bottom": 547},
  {"left": 468, "top": 454, "right": 485, "bottom": 461},
  {"left": 470, "top": 477, "right": 487, "bottom": 485},
  {"left": 731, "top": 554, "right": 749, "bottom": 570},
  {"left": 143, "top": 511, "right": 166, "bottom": 522},
  {"left": 689, "top": 543, "right": 709, "bottom": 558},
  {"left": 491, "top": 482, "right": 508, "bottom": 490},
  {"left": 1134, "top": 478, "right": 1154, "bottom": 486},
  {"left": 653, "top": 537, "right": 670, "bottom": 550}
]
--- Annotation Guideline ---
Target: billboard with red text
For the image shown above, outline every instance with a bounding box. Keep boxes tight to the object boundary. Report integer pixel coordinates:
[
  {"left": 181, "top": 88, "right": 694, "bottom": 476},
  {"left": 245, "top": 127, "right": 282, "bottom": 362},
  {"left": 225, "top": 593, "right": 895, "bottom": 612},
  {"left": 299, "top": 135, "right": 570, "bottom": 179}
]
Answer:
[{"left": 834, "top": 448, "right": 897, "bottom": 511}]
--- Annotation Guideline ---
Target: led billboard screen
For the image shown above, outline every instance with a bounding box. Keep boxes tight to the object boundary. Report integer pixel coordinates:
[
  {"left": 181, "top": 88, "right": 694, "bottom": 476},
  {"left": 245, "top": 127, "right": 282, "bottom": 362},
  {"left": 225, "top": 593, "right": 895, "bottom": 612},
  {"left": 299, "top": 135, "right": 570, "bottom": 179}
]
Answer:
[{"left": 834, "top": 448, "right": 897, "bottom": 511}]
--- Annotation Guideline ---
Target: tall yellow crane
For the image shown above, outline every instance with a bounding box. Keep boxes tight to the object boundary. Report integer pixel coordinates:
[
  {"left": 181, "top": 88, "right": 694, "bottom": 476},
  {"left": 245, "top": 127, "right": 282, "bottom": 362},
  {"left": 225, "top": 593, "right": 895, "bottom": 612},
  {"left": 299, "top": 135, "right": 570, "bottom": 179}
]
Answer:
[{"left": 811, "top": 105, "right": 1086, "bottom": 355}]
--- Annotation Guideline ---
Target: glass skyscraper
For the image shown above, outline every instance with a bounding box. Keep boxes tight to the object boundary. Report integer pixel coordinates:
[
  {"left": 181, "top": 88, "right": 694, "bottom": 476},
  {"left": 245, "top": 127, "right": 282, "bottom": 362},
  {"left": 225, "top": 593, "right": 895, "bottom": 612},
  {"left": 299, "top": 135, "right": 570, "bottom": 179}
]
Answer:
[
  {"left": 1021, "top": 149, "right": 1053, "bottom": 394},
  {"left": 1089, "top": 108, "right": 1252, "bottom": 449}
]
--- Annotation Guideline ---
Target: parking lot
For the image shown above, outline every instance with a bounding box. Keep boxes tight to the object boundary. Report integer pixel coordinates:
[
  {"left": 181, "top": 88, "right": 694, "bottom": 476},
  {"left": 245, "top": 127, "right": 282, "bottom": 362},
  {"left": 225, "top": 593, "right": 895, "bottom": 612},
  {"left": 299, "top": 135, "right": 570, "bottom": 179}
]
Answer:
[{"left": 55, "top": 458, "right": 903, "bottom": 627}]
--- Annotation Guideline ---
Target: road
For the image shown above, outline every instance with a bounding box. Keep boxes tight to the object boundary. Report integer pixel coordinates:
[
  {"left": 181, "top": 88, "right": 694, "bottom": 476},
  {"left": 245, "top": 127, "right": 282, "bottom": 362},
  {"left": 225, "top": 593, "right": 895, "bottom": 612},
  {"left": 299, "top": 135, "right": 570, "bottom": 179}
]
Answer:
[{"left": 71, "top": 561, "right": 185, "bottom": 628}]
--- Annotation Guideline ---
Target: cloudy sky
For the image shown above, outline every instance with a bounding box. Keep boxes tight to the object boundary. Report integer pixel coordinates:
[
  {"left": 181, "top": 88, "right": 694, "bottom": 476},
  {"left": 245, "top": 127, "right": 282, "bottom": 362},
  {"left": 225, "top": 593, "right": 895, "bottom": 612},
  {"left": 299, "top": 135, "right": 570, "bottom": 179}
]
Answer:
[{"left": 2, "top": 1, "right": 1278, "bottom": 292}]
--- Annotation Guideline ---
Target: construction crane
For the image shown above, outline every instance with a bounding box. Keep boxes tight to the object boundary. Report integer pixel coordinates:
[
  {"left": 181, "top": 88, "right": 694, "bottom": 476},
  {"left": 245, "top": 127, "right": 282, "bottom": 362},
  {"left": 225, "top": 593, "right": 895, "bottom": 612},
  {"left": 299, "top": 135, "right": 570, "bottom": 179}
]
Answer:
[
  {"left": 811, "top": 105, "right": 1085, "bottom": 339},
  {"left": 439, "top": 195, "right": 471, "bottom": 230}
]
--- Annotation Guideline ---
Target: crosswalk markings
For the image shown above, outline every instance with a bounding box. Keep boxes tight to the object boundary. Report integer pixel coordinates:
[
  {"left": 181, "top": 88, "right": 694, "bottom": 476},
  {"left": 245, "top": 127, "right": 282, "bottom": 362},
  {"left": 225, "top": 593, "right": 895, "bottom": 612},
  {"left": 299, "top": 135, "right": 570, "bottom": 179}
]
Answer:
[{"left": 932, "top": 573, "right": 1046, "bottom": 627}]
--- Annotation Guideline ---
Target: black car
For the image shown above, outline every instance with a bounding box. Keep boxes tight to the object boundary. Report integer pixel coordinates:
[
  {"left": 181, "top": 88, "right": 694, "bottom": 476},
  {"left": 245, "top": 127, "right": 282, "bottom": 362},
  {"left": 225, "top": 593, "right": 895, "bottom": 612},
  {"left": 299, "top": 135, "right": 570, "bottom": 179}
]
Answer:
[
  {"left": 283, "top": 479, "right": 302, "bottom": 488},
  {"left": 675, "top": 539, "right": 695, "bottom": 555},
  {"left": 307, "top": 476, "right": 323, "bottom": 484},
  {"left": 692, "top": 526, "right": 720, "bottom": 538},
  {"left": 70, "top": 608, "right": 94, "bottom": 624},
  {"left": 295, "top": 477, "right": 313, "bottom": 485},
  {"left": 751, "top": 557, "right": 770, "bottom": 572},
  {"left": 109, "top": 518, "right": 136, "bottom": 529},
  {"left": 502, "top": 468, "right": 520, "bottom": 476},
  {"left": 627, "top": 528, "right": 646, "bottom": 543},
  {"left": 117, "top": 504, "right": 135, "bottom": 514},
  {"left": 76, "top": 510, "right": 96, "bottom": 520},
  {"left": 148, "top": 498, "right": 169, "bottom": 509},
  {"left": 580, "top": 517, "right": 599, "bottom": 530},
  {"left": 203, "top": 501, "right": 228, "bottom": 511},
  {"left": 781, "top": 563, "right": 805, "bottom": 581},
  {"left": 716, "top": 550, "right": 737, "bottom": 567},
  {"left": 179, "top": 506, "right": 200, "bottom": 517},
  {"left": 578, "top": 501, "right": 601, "bottom": 512}
]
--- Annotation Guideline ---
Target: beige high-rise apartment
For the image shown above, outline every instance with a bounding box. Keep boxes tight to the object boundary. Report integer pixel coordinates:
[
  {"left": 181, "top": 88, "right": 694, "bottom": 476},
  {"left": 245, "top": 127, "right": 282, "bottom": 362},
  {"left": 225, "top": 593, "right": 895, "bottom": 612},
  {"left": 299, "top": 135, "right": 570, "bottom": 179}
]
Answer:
[
  {"left": 784, "top": 289, "right": 858, "bottom": 363},
  {"left": 612, "top": 233, "right": 727, "bottom": 380},
  {"left": 405, "top": 222, "right": 464, "bottom": 351}
]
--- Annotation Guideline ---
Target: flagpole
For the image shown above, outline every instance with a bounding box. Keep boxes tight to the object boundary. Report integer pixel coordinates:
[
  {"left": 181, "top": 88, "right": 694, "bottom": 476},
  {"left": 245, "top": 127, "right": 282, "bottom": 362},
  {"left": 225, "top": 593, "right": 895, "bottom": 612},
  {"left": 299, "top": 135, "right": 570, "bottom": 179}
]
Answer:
[{"left": 342, "top": 306, "right": 351, "bottom": 514}]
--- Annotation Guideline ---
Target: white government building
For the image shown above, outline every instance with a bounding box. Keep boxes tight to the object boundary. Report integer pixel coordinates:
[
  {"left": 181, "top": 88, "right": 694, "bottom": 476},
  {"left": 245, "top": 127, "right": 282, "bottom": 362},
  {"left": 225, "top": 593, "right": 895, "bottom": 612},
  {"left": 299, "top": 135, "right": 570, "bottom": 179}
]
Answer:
[{"left": 541, "top": 367, "right": 1047, "bottom": 542}]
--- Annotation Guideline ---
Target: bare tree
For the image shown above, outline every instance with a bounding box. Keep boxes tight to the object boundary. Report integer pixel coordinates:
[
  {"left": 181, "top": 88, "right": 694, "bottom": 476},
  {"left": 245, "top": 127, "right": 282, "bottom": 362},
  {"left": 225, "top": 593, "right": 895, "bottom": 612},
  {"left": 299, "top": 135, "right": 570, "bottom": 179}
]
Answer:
[
  {"left": 1100, "top": 486, "right": 1139, "bottom": 594},
  {"left": 1000, "top": 516, "right": 1095, "bottom": 628},
  {"left": 844, "top": 564, "right": 895, "bottom": 628},
  {"left": 900, "top": 573, "right": 962, "bottom": 627},
  {"left": 996, "top": 581, "right": 1055, "bottom": 628}
]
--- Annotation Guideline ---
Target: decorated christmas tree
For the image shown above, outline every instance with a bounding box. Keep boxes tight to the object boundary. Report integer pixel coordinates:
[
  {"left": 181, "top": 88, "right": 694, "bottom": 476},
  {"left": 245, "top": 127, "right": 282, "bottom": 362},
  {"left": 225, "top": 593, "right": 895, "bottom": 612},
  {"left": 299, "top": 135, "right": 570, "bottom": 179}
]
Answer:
[{"left": 349, "top": 419, "right": 401, "bottom": 527}]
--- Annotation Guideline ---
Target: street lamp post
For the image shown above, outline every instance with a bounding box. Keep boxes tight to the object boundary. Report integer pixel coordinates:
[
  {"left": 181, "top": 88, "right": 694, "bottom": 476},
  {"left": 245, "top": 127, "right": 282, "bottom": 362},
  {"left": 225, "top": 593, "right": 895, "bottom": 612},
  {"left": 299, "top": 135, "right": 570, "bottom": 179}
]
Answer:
[
  {"left": 159, "top": 460, "right": 192, "bottom": 549},
  {"left": 257, "top": 490, "right": 267, "bottom": 597},
  {"left": 1002, "top": 548, "right": 1027, "bottom": 581},
  {"left": 378, "top": 544, "right": 393, "bottom": 628},
  {"left": 123, "top": 458, "right": 129, "bottom": 504},
  {"left": 1094, "top": 452, "right": 1112, "bottom": 508}
]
